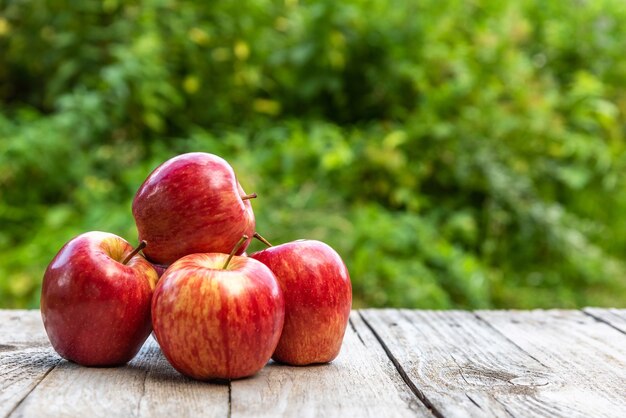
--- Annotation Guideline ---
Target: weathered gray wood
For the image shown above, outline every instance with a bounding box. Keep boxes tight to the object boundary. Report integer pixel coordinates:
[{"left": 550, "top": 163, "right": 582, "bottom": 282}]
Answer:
[
  {"left": 349, "top": 312, "right": 427, "bottom": 414},
  {"left": 360, "top": 309, "right": 530, "bottom": 417},
  {"left": 583, "top": 307, "right": 626, "bottom": 334},
  {"left": 4, "top": 309, "right": 626, "bottom": 418},
  {"left": 10, "top": 356, "right": 146, "bottom": 418},
  {"left": 360, "top": 309, "right": 624, "bottom": 418},
  {"left": 476, "top": 309, "right": 626, "bottom": 417},
  {"left": 135, "top": 337, "right": 229, "bottom": 418},
  {"left": 11, "top": 336, "right": 229, "bottom": 418},
  {"left": 0, "top": 310, "right": 49, "bottom": 347},
  {"left": 230, "top": 311, "right": 425, "bottom": 418},
  {"left": 0, "top": 310, "right": 61, "bottom": 417}
]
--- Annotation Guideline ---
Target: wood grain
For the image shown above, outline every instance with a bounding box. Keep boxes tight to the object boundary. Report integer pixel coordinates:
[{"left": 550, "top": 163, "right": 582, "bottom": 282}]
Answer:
[
  {"left": 583, "top": 308, "right": 626, "bottom": 334},
  {"left": 0, "top": 310, "right": 49, "bottom": 347},
  {"left": 476, "top": 309, "right": 626, "bottom": 417},
  {"left": 0, "top": 311, "right": 60, "bottom": 417},
  {"left": 10, "top": 357, "right": 146, "bottom": 418},
  {"left": 11, "top": 336, "right": 229, "bottom": 418},
  {"left": 3, "top": 309, "right": 626, "bottom": 418},
  {"left": 230, "top": 311, "right": 424, "bottom": 418},
  {"left": 349, "top": 312, "right": 427, "bottom": 414},
  {"left": 134, "top": 337, "right": 229, "bottom": 418},
  {"left": 360, "top": 308, "right": 623, "bottom": 418}
]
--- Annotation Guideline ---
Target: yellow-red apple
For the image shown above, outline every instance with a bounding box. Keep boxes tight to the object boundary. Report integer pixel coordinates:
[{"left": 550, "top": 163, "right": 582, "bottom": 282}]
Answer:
[
  {"left": 151, "top": 246, "right": 284, "bottom": 380},
  {"left": 250, "top": 239, "right": 352, "bottom": 365}
]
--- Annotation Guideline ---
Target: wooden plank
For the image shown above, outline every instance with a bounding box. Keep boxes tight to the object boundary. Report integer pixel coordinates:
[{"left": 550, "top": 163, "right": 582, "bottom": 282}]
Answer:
[
  {"left": 476, "top": 309, "right": 626, "bottom": 417},
  {"left": 10, "top": 352, "right": 148, "bottom": 417},
  {"left": 583, "top": 308, "right": 626, "bottom": 334},
  {"left": 135, "top": 337, "right": 229, "bottom": 418},
  {"left": 230, "top": 311, "right": 425, "bottom": 418},
  {"left": 360, "top": 308, "right": 619, "bottom": 418},
  {"left": 0, "top": 310, "right": 49, "bottom": 347},
  {"left": 11, "top": 336, "right": 229, "bottom": 418},
  {"left": 5, "top": 308, "right": 625, "bottom": 417},
  {"left": 349, "top": 312, "right": 429, "bottom": 414},
  {"left": 0, "top": 310, "right": 61, "bottom": 418}
]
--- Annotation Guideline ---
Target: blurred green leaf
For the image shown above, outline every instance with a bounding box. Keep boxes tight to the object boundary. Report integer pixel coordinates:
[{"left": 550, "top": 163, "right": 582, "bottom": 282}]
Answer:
[{"left": 1, "top": 0, "right": 626, "bottom": 308}]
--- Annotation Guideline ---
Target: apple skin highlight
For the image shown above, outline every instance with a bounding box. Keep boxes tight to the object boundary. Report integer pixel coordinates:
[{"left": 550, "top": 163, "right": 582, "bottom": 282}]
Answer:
[
  {"left": 251, "top": 240, "right": 352, "bottom": 365},
  {"left": 41, "top": 231, "right": 158, "bottom": 366},
  {"left": 151, "top": 253, "right": 284, "bottom": 380},
  {"left": 132, "top": 152, "right": 255, "bottom": 265}
]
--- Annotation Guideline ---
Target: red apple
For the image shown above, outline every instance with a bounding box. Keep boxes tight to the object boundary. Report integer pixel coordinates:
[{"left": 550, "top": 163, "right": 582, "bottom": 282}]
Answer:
[
  {"left": 132, "top": 152, "right": 255, "bottom": 265},
  {"left": 250, "top": 238, "right": 352, "bottom": 365},
  {"left": 41, "top": 232, "right": 158, "bottom": 366},
  {"left": 151, "top": 238, "right": 284, "bottom": 380}
]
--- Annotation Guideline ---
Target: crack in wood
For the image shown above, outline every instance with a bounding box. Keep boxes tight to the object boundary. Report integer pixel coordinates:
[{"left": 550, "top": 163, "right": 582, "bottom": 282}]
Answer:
[
  {"left": 465, "top": 393, "right": 482, "bottom": 410},
  {"left": 581, "top": 309, "right": 626, "bottom": 336},
  {"left": 348, "top": 317, "right": 366, "bottom": 346},
  {"left": 358, "top": 311, "right": 444, "bottom": 418},
  {"left": 444, "top": 354, "right": 550, "bottom": 396},
  {"left": 472, "top": 312, "right": 550, "bottom": 369},
  {"left": 450, "top": 355, "right": 470, "bottom": 387},
  {"left": 227, "top": 379, "right": 232, "bottom": 418},
  {"left": 134, "top": 368, "right": 148, "bottom": 418},
  {"left": 7, "top": 360, "right": 59, "bottom": 417}
]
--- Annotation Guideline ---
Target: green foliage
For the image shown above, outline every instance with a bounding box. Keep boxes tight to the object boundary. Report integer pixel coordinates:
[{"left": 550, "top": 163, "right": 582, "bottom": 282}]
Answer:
[{"left": 1, "top": 0, "right": 625, "bottom": 308}]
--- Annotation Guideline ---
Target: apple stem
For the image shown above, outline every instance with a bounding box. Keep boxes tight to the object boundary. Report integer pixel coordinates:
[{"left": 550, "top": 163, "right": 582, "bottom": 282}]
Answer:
[
  {"left": 223, "top": 235, "right": 249, "bottom": 269},
  {"left": 241, "top": 193, "right": 257, "bottom": 201},
  {"left": 253, "top": 232, "right": 273, "bottom": 247},
  {"left": 122, "top": 240, "right": 147, "bottom": 265}
]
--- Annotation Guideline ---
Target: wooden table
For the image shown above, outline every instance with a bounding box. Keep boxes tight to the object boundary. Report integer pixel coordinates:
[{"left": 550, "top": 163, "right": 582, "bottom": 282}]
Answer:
[{"left": 1, "top": 309, "right": 625, "bottom": 417}]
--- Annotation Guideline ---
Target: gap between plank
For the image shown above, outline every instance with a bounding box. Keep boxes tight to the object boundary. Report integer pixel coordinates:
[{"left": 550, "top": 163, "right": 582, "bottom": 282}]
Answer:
[
  {"left": 227, "top": 379, "right": 232, "bottom": 418},
  {"left": 7, "top": 360, "right": 60, "bottom": 417},
  {"left": 348, "top": 317, "right": 366, "bottom": 346},
  {"left": 581, "top": 309, "right": 626, "bottom": 336},
  {"left": 358, "top": 311, "right": 445, "bottom": 418}
]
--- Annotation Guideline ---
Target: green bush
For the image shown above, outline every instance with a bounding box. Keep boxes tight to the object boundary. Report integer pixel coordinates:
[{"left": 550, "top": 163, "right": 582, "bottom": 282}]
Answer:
[{"left": 1, "top": 0, "right": 625, "bottom": 308}]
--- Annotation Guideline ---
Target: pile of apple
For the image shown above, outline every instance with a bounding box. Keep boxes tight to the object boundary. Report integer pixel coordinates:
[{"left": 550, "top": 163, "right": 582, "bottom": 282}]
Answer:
[{"left": 40, "top": 152, "right": 352, "bottom": 380}]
